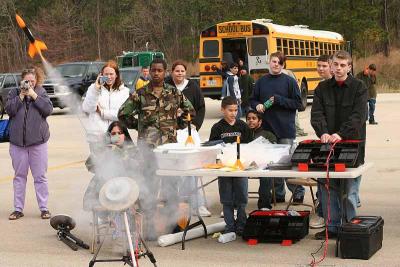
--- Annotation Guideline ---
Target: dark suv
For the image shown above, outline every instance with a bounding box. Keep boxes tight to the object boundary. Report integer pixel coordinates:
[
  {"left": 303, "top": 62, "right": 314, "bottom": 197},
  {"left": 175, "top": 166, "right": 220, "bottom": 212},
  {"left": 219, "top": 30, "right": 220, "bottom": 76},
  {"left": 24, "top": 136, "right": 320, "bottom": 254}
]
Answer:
[
  {"left": 0, "top": 73, "right": 21, "bottom": 113},
  {"left": 43, "top": 61, "right": 104, "bottom": 108}
]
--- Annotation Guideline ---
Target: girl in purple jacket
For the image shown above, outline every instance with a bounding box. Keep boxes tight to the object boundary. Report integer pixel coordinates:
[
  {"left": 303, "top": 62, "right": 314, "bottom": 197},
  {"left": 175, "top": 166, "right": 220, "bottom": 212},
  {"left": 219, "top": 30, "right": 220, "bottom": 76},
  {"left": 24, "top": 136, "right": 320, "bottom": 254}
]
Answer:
[{"left": 5, "top": 67, "right": 53, "bottom": 220}]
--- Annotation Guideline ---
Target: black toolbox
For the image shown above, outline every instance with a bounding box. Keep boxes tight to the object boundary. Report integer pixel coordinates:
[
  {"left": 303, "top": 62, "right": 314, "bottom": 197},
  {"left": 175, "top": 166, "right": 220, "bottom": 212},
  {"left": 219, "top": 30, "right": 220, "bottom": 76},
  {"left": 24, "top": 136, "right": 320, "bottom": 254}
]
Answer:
[
  {"left": 242, "top": 210, "right": 310, "bottom": 243},
  {"left": 338, "top": 216, "right": 384, "bottom": 259}
]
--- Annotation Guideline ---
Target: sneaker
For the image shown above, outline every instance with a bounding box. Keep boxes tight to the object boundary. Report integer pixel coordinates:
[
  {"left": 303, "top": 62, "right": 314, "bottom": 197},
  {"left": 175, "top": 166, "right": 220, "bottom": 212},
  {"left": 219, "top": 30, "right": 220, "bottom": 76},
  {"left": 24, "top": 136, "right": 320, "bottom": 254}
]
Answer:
[
  {"left": 276, "top": 197, "right": 286, "bottom": 203},
  {"left": 369, "top": 120, "right": 378, "bottom": 125},
  {"left": 220, "top": 211, "right": 224, "bottom": 218},
  {"left": 314, "top": 229, "right": 337, "bottom": 240},
  {"left": 260, "top": 207, "right": 271, "bottom": 211},
  {"left": 309, "top": 216, "right": 325, "bottom": 229},
  {"left": 293, "top": 196, "right": 304, "bottom": 204},
  {"left": 198, "top": 206, "right": 211, "bottom": 217}
]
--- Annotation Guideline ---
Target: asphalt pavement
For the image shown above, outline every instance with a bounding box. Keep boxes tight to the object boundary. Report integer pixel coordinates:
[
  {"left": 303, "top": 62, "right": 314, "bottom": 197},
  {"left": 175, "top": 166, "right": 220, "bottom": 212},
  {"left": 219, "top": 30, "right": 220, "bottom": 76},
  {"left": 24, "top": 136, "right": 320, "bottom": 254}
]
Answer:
[{"left": 0, "top": 94, "right": 399, "bottom": 266}]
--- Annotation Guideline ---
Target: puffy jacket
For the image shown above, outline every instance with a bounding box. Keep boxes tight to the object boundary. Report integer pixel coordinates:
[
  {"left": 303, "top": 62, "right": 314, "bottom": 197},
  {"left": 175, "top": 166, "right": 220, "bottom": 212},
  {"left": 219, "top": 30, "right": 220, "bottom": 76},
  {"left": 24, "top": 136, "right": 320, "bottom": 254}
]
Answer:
[
  {"left": 5, "top": 86, "right": 53, "bottom": 147},
  {"left": 82, "top": 83, "right": 129, "bottom": 141}
]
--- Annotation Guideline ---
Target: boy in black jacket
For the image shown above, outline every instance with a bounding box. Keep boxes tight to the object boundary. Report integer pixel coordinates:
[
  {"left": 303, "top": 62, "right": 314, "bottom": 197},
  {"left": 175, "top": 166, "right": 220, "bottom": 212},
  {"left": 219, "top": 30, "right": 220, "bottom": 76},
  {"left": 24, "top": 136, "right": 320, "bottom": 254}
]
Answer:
[{"left": 209, "top": 96, "right": 252, "bottom": 235}]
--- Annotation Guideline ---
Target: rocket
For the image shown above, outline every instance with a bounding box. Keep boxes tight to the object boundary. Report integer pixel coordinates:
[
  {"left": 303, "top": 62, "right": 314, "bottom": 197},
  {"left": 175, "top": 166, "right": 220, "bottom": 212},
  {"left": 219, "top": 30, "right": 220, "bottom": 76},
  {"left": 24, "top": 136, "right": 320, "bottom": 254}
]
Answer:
[
  {"left": 185, "top": 113, "right": 195, "bottom": 146},
  {"left": 15, "top": 14, "right": 47, "bottom": 59},
  {"left": 233, "top": 135, "right": 244, "bottom": 170}
]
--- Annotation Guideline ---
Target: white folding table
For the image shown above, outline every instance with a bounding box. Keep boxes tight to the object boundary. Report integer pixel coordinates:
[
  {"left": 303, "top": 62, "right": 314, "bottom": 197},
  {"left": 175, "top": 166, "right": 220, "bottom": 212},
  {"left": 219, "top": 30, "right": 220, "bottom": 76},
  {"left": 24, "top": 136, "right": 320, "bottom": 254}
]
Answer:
[{"left": 156, "top": 163, "right": 373, "bottom": 250}]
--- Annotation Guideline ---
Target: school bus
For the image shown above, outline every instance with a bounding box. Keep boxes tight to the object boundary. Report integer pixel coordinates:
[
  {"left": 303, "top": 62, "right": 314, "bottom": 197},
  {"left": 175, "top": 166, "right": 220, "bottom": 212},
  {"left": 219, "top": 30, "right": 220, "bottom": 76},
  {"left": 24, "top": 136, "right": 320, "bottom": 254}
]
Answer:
[{"left": 199, "top": 19, "right": 345, "bottom": 109}]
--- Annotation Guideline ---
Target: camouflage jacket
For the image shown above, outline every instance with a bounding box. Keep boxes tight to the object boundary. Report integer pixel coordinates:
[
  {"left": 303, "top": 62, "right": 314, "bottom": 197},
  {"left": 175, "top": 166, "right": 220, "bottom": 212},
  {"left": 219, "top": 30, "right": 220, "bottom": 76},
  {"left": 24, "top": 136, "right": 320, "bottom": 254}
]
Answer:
[{"left": 118, "top": 82, "right": 195, "bottom": 147}]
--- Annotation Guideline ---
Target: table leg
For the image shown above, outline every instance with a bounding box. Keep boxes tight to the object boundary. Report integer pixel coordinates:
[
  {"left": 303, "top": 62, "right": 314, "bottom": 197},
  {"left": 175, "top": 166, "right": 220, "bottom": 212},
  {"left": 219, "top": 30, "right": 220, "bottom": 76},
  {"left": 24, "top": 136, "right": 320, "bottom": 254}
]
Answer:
[{"left": 181, "top": 176, "right": 207, "bottom": 250}]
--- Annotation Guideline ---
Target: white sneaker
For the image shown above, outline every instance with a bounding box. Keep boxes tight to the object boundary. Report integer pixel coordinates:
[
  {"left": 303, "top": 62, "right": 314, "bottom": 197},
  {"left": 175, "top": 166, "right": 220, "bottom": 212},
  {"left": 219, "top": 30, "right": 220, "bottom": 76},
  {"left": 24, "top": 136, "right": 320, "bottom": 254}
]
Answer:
[
  {"left": 198, "top": 206, "right": 211, "bottom": 217},
  {"left": 309, "top": 216, "right": 325, "bottom": 229}
]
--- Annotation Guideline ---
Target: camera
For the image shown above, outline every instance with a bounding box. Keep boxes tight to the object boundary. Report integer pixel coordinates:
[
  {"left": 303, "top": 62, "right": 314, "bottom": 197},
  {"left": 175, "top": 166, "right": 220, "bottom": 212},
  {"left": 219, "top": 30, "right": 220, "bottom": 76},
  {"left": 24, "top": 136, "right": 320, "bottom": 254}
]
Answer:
[
  {"left": 20, "top": 80, "right": 30, "bottom": 91},
  {"left": 99, "top": 76, "right": 110, "bottom": 84}
]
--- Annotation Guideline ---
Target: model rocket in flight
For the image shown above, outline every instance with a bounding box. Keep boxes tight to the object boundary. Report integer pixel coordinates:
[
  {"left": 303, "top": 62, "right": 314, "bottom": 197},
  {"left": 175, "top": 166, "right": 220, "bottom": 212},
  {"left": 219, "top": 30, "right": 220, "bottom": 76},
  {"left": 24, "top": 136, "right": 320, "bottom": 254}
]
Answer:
[{"left": 15, "top": 14, "right": 47, "bottom": 59}]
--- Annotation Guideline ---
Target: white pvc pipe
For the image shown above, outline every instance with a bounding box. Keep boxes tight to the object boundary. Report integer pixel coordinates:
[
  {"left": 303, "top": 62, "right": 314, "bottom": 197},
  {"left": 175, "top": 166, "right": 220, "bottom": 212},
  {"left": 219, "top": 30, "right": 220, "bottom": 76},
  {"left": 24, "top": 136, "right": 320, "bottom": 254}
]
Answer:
[
  {"left": 157, "top": 221, "right": 226, "bottom": 247},
  {"left": 123, "top": 211, "right": 137, "bottom": 267}
]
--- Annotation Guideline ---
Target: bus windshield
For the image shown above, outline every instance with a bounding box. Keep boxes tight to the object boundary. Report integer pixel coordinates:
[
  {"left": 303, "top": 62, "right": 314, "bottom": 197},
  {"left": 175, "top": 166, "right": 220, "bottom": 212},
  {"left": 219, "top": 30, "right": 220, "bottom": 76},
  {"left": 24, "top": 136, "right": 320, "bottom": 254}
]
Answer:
[{"left": 203, "top": 40, "right": 219, "bottom": 57}]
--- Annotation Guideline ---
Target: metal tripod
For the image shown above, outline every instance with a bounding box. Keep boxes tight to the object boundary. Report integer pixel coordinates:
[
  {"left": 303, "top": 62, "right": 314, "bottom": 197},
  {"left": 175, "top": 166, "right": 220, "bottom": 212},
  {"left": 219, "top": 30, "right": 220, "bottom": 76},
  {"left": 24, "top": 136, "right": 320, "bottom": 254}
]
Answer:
[{"left": 89, "top": 210, "right": 157, "bottom": 267}]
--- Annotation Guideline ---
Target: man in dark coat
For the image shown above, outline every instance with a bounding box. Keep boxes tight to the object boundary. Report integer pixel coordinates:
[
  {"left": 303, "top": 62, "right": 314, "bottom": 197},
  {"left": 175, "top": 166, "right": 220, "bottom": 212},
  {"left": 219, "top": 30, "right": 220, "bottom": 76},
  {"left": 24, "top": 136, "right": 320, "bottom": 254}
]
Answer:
[{"left": 311, "top": 50, "right": 367, "bottom": 239}]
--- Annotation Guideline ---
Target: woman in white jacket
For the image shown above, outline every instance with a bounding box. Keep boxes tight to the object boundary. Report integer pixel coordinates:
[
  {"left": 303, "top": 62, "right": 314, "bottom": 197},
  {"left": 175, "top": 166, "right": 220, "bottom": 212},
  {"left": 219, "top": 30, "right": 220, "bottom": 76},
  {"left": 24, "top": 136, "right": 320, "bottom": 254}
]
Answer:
[{"left": 82, "top": 60, "right": 129, "bottom": 146}]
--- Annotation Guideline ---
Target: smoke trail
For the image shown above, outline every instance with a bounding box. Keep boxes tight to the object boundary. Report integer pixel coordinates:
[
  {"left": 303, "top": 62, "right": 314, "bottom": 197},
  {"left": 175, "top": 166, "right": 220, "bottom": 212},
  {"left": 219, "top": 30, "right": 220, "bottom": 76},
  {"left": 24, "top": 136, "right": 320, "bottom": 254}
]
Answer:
[{"left": 40, "top": 59, "right": 203, "bottom": 245}]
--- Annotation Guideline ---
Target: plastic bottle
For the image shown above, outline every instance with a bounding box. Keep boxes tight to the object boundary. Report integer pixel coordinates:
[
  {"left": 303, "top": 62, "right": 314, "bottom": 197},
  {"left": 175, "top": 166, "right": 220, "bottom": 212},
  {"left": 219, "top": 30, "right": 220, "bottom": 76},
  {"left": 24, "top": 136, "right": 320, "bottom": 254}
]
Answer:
[
  {"left": 218, "top": 232, "right": 237, "bottom": 243},
  {"left": 263, "top": 99, "right": 273, "bottom": 109}
]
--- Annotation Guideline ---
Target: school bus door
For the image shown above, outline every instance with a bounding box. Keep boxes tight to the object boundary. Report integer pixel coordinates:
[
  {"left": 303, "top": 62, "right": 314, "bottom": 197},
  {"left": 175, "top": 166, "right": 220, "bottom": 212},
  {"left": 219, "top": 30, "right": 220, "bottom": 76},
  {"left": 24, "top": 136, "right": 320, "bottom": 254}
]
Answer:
[{"left": 247, "top": 36, "right": 268, "bottom": 74}]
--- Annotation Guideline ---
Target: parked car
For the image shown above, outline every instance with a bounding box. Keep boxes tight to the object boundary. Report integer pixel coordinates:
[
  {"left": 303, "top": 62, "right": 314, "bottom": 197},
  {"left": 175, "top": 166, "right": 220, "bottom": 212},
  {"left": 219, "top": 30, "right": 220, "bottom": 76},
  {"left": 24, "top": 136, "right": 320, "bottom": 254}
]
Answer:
[
  {"left": 119, "top": 67, "right": 141, "bottom": 92},
  {"left": 43, "top": 61, "right": 104, "bottom": 108},
  {"left": 0, "top": 73, "right": 21, "bottom": 114}
]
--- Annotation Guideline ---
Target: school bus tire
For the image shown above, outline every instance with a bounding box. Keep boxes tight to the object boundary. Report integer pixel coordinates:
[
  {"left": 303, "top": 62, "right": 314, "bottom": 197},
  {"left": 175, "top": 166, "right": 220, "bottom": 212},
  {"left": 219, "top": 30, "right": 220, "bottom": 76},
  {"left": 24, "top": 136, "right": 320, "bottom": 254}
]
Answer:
[{"left": 300, "top": 82, "right": 308, "bottom": 112}]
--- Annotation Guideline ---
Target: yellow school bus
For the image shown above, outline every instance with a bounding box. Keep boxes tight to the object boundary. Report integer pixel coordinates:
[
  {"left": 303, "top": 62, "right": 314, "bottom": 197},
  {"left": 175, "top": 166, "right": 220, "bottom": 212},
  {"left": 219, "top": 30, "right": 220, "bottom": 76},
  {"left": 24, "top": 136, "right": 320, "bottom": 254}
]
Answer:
[{"left": 199, "top": 19, "right": 345, "bottom": 109}]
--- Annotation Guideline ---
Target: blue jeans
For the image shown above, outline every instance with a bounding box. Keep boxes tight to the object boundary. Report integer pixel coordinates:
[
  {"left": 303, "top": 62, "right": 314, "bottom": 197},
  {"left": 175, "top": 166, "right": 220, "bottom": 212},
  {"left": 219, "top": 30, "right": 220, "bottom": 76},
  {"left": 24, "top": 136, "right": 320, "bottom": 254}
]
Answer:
[
  {"left": 316, "top": 180, "right": 323, "bottom": 217},
  {"left": 320, "top": 175, "right": 361, "bottom": 233},
  {"left": 274, "top": 138, "right": 305, "bottom": 199},
  {"left": 368, "top": 99, "right": 376, "bottom": 122},
  {"left": 258, "top": 177, "right": 273, "bottom": 209},
  {"left": 218, "top": 177, "right": 248, "bottom": 232},
  {"left": 236, "top": 104, "right": 242, "bottom": 119}
]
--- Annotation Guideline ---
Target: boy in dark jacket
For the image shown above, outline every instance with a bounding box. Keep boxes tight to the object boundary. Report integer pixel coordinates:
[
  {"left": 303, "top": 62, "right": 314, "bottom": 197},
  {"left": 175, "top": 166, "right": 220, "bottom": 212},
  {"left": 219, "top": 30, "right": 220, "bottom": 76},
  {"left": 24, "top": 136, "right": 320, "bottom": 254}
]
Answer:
[
  {"left": 311, "top": 50, "right": 367, "bottom": 239},
  {"left": 209, "top": 96, "right": 252, "bottom": 235}
]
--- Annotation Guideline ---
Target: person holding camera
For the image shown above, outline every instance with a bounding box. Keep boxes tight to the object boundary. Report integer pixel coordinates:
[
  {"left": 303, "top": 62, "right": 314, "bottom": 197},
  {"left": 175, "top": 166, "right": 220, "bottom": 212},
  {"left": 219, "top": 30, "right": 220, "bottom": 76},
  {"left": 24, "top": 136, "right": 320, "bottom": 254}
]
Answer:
[
  {"left": 5, "top": 67, "right": 53, "bottom": 220},
  {"left": 82, "top": 60, "right": 129, "bottom": 149}
]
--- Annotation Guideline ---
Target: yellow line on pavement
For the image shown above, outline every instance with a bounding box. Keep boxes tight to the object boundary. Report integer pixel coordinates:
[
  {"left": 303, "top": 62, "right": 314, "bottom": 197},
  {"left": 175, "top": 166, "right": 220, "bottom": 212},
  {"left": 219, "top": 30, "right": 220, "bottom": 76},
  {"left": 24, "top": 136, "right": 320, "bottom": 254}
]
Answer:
[{"left": 0, "top": 160, "right": 85, "bottom": 184}]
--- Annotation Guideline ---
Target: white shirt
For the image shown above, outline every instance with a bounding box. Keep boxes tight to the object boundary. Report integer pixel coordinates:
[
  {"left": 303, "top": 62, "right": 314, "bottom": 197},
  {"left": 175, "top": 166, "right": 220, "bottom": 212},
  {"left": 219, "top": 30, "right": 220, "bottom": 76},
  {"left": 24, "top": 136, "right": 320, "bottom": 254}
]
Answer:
[{"left": 82, "top": 83, "right": 129, "bottom": 142}]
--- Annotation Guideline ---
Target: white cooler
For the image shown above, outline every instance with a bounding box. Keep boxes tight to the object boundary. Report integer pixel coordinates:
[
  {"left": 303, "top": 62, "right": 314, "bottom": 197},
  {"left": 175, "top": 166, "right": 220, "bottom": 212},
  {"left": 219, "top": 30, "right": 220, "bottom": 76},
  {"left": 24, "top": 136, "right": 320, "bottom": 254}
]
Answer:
[{"left": 153, "top": 143, "right": 222, "bottom": 171}]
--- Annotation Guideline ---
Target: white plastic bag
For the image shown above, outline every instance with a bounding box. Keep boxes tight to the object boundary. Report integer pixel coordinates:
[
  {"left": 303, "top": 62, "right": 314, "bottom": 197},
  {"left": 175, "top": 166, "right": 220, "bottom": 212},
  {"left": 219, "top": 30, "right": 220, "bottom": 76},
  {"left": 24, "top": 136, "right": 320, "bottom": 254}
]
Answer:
[
  {"left": 177, "top": 127, "right": 201, "bottom": 146},
  {"left": 220, "top": 143, "right": 291, "bottom": 169}
]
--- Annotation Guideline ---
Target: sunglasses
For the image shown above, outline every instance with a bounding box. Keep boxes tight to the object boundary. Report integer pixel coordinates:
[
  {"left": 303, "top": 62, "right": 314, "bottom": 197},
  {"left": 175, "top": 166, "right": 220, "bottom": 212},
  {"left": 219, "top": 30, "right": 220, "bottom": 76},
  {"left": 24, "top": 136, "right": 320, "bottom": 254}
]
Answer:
[{"left": 110, "top": 131, "right": 123, "bottom": 136}]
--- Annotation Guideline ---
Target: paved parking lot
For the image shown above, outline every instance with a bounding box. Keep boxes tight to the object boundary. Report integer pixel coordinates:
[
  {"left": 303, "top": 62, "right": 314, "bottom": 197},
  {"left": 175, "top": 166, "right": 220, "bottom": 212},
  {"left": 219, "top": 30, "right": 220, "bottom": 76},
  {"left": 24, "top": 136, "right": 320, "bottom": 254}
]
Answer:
[{"left": 0, "top": 94, "right": 399, "bottom": 266}]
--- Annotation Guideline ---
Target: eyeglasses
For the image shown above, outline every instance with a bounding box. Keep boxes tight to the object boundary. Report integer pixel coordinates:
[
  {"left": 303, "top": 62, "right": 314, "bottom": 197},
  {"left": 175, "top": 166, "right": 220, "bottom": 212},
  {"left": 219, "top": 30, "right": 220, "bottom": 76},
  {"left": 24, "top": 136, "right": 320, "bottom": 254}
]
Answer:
[{"left": 110, "top": 131, "right": 123, "bottom": 136}]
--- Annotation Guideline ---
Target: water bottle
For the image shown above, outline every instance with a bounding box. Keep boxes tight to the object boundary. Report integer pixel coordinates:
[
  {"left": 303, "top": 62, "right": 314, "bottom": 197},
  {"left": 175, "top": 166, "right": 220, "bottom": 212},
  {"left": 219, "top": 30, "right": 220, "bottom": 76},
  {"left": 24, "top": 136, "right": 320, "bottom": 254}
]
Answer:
[
  {"left": 218, "top": 232, "right": 237, "bottom": 243},
  {"left": 263, "top": 99, "right": 273, "bottom": 109}
]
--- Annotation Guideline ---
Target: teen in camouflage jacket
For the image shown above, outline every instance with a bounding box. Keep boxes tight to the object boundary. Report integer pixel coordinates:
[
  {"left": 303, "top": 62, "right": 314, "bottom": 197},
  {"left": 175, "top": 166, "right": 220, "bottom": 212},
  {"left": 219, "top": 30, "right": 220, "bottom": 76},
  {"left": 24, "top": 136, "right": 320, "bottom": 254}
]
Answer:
[{"left": 118, "top": 82, "right": 195, "bottom": 147}]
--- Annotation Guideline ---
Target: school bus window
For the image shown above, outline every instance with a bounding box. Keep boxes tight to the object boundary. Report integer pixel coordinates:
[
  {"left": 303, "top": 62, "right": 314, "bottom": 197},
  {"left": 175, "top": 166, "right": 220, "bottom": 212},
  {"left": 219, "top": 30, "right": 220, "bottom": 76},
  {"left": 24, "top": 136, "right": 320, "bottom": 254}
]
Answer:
[
  {"left": 289, "top": 40, "right": 294, "bottom": 55},
  {"left": 324, "top": 43, "right": 328, "bottom": 54},
  {"left": 283, "top": 39, "right": 288, "bottom": 55},
  {"left": 277, "top": 38, "right": 282, "bottom": 51},
  {"left": 248, "top": 37, "right": 268, "bottom": 56},
  {"left": 300, "top": 41, "right": 305, "bottom": 56},
  {"left": 294, "top": 40, "right": 300, "bottom": 55},
  {"left": 328, "top": 43, "right": 332, "bottom": 53},
  {"left": 311, "top": 41, "right": 315, "bottom": 56},
  {"left": 203, "top": 40, "right": 219, "bottom": 57},
  {"left": 305, "top": 41, "right": 310, "bottom": 56},
  {"left": 319, "top": 42, "right": 323, "bottom": 54}
]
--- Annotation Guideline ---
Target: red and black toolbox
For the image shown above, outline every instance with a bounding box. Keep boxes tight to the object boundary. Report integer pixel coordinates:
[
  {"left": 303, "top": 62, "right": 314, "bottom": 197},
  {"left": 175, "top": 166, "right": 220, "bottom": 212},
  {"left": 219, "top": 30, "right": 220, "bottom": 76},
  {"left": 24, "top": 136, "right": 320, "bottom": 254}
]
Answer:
[
  {"left": 242, "top": 210, "right": 310, "bottom": 243},
  {"left": 338, "top": 216, "right": 384, "bottom": 259},
  {"left": 291, "top": 140, "right": 364, "bottom": 171}
]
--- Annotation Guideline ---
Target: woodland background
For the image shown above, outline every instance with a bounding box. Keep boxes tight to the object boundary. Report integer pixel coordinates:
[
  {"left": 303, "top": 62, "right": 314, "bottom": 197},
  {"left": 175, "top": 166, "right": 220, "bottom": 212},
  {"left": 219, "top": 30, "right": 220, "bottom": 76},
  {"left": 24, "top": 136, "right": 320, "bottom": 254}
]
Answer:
[{"left": 1, "top": 0, "right": 399, "bottom": 90}]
